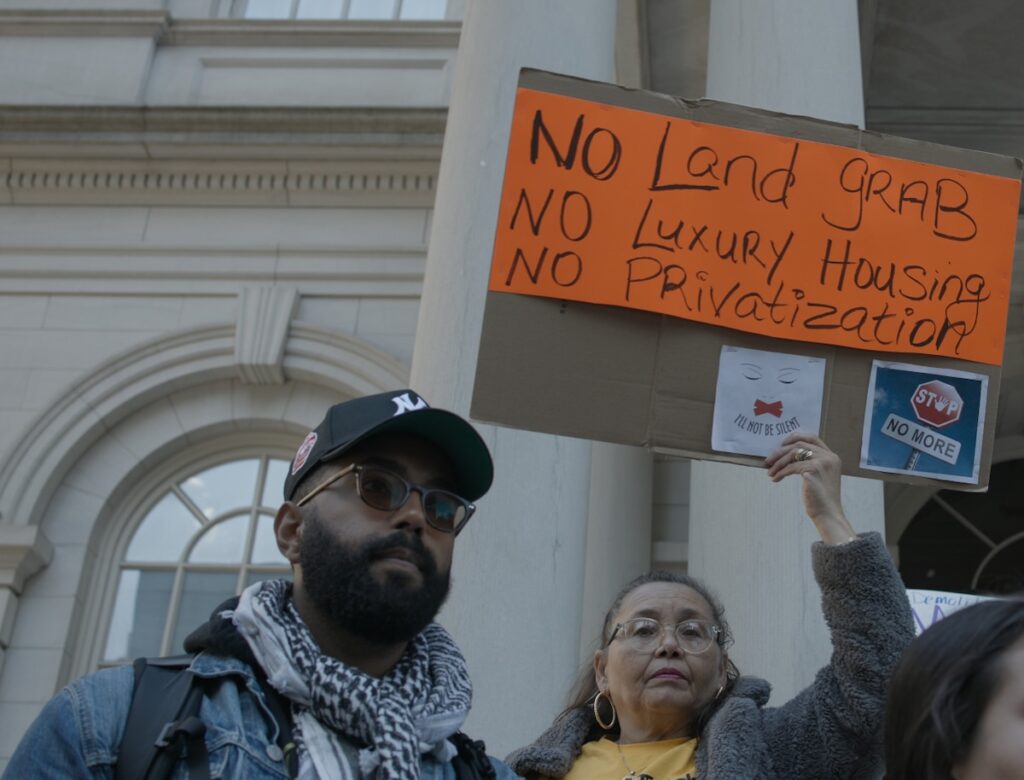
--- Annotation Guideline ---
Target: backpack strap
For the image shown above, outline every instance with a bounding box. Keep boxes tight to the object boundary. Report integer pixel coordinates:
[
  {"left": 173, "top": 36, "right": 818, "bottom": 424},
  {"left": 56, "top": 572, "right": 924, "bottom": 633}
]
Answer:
[
  {"left": 449, "top": 731, "right": 497, "bottom": 780},
  {"left": 116, "top": 653, "right": 298, "bottom": 780},
  {"left": 120, "top": 654, "right": 484, "bottom": 780},
  {"left": 115, "top": 655, "right": 210, "bottom": 780}
]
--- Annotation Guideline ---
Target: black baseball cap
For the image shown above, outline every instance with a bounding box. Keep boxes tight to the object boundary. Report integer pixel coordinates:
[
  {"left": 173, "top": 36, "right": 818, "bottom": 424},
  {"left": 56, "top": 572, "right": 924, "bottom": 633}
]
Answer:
[{"left": 283, "top": 389, "right": 493, "bottom": 503}]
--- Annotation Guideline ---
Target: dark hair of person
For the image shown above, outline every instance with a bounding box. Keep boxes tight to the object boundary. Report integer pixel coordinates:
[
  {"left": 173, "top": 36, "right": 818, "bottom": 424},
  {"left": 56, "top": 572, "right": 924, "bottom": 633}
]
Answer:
[
  {"left": 561, "top": 570, "right": 740, "bottom": 743},
  {"left": 883, "top": 596, "right": 1024, "bottom": 780}
]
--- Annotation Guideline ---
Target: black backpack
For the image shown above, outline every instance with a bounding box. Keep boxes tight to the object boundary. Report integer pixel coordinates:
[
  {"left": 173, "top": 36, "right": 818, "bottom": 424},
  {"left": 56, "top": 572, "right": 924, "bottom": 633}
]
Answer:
[{"left": 114, "top": 655, "right": 496, "bottom": 780}]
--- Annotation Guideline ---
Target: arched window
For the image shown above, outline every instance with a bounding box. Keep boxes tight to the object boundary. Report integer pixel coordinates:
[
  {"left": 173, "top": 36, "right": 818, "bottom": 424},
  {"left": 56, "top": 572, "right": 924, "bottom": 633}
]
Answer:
[
  {"left": 101, "top": 456, "right": 292, "bottom": 664},
  {"left": 898, "top": 459, "right": 1024, "bottom": 595}
]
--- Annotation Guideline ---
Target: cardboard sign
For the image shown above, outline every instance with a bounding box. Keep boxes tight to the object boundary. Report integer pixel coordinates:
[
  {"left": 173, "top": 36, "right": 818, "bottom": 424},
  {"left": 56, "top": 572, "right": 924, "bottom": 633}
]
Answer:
[
  {"left": 489, "top": 84, "right": 1020, "bottom": 366},
  {"left": 473, "top": 70, "right": 1021, "bottom": 490}
]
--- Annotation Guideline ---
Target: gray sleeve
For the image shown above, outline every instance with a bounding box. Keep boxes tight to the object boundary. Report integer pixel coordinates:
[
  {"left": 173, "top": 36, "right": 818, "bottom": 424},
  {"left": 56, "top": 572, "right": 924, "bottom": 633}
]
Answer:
[
  {"left": 490, "top": 756, "right": 523, "bottom": 779},
  {"left": 761, "top": 531, "right": 914, "bottom": 779}
]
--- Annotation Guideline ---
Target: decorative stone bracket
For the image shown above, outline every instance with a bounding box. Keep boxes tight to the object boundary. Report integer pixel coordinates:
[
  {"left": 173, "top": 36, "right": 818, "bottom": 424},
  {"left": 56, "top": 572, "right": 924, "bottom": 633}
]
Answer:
[
  {"left": 0, "top": 524, "right": 53, "bottom": 595},
  {"left": 0, "top": 525, "right": 54, "bottom": 662},
  {"left": 234, "top": 286, "right": 298, "bottom": 385}
]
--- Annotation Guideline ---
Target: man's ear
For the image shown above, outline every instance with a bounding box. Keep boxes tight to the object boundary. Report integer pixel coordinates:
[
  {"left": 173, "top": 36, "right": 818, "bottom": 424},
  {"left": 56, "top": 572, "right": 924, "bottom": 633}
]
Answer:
[
  {"left": 594, "top": 649, "right": 608, "bottom": 691},
  {"left": 274, "top": 502, "right": 304, "bottom": 565}
]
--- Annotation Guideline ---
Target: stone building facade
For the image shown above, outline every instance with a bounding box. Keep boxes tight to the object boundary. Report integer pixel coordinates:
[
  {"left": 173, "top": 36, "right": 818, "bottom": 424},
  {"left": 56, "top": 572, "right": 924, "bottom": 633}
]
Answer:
[{"left": 0, "top": 0, "right": 1020, "bottom": 765}]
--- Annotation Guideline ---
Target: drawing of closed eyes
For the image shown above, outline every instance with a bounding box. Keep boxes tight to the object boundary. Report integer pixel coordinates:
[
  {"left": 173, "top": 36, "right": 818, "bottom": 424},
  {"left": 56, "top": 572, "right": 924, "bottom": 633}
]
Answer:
[
  {"left": 777, "top": 367, "right": 801, "bottom": 384},
  {"left": 740, "top": 362, "right": 763, "bottom": 380},
  {"left": 741, "top": 364, "right": 801, "bottom": 385}
]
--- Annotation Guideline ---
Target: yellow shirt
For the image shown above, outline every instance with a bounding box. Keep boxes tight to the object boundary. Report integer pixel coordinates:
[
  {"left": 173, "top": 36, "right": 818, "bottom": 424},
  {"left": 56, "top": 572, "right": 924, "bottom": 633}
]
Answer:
[{"left": 559, "top": 736, "right": 698, "bottom": 780}]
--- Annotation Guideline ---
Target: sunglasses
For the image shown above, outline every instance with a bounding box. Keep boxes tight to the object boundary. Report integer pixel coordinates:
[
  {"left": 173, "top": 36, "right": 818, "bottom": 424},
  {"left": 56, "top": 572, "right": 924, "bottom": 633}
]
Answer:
[{"left": 295, "top": 463, "right": 475, "bottom": 534}]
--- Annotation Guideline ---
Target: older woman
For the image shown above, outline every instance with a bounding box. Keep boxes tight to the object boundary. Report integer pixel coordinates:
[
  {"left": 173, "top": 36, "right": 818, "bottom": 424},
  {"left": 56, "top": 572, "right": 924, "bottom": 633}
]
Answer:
[{"left": 507, "top": 434, "right": 914, "bottom": 779}]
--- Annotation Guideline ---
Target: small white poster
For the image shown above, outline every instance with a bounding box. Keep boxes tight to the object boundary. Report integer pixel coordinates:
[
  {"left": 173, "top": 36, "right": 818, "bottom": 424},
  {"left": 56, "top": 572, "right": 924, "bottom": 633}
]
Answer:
[
  {"left": 711, "top": 345, "right": 826, "bottom": 457},
  {"left": 907, "top": 589, "right": 993, "bottom": 635},
  {"left": 860, "top": 360, "right": 988, "bottom": 484}
]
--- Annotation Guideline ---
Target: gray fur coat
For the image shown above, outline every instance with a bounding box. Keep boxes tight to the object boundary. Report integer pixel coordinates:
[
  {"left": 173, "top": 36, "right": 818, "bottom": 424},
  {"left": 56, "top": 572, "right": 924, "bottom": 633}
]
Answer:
[{"left": 506, "top": 532, "right": 913, "bottom": 779}]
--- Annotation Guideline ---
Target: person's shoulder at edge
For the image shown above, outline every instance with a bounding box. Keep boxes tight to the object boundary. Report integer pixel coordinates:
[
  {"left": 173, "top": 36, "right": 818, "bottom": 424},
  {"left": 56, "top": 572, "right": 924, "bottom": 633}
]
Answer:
[{"left": 3, "top": 664, "right": 135, "bottom": 778}]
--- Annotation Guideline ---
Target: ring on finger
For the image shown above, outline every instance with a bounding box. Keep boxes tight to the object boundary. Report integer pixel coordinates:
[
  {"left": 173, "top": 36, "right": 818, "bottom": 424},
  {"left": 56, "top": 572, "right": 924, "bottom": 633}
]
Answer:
[{"left": 795, "top": 447, "right": 814, "bottom": 462}]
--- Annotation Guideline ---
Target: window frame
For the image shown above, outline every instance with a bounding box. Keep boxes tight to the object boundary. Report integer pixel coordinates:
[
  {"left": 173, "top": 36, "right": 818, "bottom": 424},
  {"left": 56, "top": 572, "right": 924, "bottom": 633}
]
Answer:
[
  {"left": 84, "top": 440, "right": 297, "bottom": 672},
  {"left": 231, "top": 0, "right": 449, "bottom": 20},
  {"left": 898, "top": 459, "right": 1024, "bottom": 596}
]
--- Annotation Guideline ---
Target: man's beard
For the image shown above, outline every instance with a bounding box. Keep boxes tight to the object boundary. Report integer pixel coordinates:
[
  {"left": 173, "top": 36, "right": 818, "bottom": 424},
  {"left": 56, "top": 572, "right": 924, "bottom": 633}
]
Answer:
[{"left": 299, "top": 511, "right": 451, "bottom": 644}]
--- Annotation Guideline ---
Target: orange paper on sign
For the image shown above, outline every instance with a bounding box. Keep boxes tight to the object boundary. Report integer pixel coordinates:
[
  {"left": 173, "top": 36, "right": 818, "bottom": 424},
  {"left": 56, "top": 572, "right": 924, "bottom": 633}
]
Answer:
[{"left": 488, "top": 87, "right": 1021, "bottom": 365}]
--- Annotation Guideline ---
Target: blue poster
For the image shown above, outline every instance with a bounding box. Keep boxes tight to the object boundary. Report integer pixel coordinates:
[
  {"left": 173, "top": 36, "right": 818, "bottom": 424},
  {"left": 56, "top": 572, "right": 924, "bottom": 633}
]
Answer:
[{"left": 861, "top": 361, "right": 987, "bottom": 484}]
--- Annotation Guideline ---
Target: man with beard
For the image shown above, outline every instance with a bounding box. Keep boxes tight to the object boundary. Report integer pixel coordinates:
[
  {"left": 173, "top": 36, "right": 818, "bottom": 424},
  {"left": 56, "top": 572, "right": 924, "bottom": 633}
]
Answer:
[{"left": 5, "top": 389, "right": 517, "bottom": 780}]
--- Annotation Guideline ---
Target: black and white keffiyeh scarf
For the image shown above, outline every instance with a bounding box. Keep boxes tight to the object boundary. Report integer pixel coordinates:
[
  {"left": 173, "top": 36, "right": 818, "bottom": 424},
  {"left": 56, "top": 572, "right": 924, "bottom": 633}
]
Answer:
[{"left": 230, "top": 579, "right": 472, "bottom": 780}]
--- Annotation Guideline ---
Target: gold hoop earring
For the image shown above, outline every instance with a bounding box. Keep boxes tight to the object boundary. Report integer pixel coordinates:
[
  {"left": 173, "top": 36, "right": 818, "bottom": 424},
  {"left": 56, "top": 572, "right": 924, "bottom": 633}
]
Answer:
[{"left": 593, "top": 690, "right": 617, "bottom": 730}]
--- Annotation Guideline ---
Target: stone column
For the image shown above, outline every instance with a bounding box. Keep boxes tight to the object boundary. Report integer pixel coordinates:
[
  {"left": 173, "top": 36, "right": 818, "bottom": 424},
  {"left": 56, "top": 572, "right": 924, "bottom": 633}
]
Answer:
[
  {"left": 689, "top": 0, "right": 886, "bottom": 701},
  {"left": 578, "top": 442, "right": 653, "bottom": 661},
  {"left": 410, "top": 0, "right": 651, "bottom": 755}
]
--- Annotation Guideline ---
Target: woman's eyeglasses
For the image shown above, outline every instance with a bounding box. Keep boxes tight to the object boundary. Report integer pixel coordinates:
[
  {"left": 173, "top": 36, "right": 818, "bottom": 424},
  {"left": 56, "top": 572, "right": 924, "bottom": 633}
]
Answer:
[
  {"left": 608, "top": 617, "right": 721, "bottom": 654},
  {"left": 296, "top": 464, "right": 475, "bottom": 535}
]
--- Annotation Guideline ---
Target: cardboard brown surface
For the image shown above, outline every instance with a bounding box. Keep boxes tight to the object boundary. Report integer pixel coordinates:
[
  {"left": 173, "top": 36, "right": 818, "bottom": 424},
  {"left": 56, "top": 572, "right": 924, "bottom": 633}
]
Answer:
[{"left": 472, "top": 69, "right": 1018, "bottom": 490}]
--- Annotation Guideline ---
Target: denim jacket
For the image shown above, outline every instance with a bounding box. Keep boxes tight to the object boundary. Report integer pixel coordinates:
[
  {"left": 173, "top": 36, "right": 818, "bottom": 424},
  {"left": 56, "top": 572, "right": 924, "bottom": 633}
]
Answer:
[{"left": 5, "top": 651, "right": 517, "bottom": 779}]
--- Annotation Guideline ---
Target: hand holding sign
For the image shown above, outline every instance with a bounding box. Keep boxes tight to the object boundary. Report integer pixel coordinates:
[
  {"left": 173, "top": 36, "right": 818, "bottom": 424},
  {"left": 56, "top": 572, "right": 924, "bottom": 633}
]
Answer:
[{"left": 765, "top": 434, "right": 855, "bottom": 545}]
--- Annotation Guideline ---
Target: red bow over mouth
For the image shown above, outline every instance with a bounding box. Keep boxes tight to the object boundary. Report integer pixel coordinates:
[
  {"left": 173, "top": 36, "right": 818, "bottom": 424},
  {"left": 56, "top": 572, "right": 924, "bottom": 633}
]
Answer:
[{"left": 754, "top": 399, "right": 783, "bottom": 417}]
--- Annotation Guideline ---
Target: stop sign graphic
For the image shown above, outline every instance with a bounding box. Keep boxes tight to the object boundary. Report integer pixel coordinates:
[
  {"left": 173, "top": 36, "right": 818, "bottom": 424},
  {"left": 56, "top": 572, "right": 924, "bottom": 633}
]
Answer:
[{"left": 911, "top": 380, "right": 963, "bottom": 428}]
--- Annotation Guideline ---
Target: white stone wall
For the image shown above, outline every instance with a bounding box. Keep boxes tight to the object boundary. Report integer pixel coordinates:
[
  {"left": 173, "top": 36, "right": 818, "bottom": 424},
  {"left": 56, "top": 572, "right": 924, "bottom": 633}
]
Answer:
[
  {"left": 0, "top": 6, "right": 460, "bottom": 107},
  {"left": 0, "top": 4, "right": 457, "bottom": 766},
  {"left": 0, "top": 195, "right": 431, "bottom": 758},
  {"left": 0, "top": 0, "right": 697, "bottom": 763},
  {"left": 0, "top": 202, "right": 432, "bottom": 450}
]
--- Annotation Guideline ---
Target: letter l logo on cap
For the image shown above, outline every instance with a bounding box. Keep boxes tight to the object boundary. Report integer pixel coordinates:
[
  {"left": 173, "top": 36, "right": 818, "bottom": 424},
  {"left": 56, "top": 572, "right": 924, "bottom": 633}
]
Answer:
[{"left": 391, "top": 392, "right": 428, "bottom": 416}]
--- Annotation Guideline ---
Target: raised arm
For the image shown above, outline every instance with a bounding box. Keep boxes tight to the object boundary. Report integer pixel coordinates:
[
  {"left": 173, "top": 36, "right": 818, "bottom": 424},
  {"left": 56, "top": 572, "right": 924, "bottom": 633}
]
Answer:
[{"left": 760, "top": 434, "right": 914, "bottom": 778}]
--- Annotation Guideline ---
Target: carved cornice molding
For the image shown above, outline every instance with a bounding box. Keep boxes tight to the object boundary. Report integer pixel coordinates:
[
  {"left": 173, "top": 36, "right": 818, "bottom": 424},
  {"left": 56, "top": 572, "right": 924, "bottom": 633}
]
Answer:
[
  {"left": 0, "top": 248, "right": 426, "bottom": 297},
  {"left": 1, "top": 158, "right": 439, "bottom": 206},
  {"left": 0, "top": 106, "right": 447, "bottom": 201},
  {"left": 0, "top": 105, "right": 447, "bottom": 155},
  {"left": 166, "top": 19, "right": 461, "bottom": 48},
  {"left": 0, "top": 9, "right": 169, "bottom": 38},
  {"left": 0, "top": 11, "right": 459, "bottom": 48}
]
